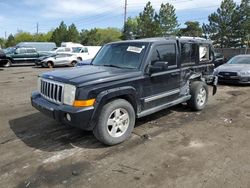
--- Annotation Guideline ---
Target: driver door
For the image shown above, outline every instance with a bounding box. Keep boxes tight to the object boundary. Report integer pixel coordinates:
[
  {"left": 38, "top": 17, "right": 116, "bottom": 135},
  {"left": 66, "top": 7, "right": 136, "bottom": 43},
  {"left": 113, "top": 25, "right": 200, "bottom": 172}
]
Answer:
[{"left": 142, "top": 43, "right": 180, "bottom": 110}]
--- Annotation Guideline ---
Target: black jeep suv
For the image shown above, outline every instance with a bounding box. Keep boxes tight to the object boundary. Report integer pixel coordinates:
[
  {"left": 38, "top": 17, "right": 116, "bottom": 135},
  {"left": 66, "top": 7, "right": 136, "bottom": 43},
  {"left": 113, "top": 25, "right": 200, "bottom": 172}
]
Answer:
[{"left": 31, "top": 37, "right": 217, "bottom": 145}]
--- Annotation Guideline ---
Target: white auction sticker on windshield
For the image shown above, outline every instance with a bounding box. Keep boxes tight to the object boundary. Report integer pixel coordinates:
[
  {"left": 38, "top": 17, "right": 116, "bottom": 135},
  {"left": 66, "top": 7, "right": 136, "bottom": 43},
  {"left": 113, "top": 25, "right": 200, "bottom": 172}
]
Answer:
[{"left": 127, "top": 46, "right": 143, "bottom": 53}]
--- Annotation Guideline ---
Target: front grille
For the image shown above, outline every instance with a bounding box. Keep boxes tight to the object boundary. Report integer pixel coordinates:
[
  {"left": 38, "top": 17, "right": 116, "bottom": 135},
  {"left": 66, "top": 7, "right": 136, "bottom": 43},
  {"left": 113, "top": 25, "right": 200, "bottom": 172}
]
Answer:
[
  {"left": 218, "top": 72, "right": 238, "bottom": 76},
  {"left": 40, "top": 79, "right": 64, "bottom": 104}
]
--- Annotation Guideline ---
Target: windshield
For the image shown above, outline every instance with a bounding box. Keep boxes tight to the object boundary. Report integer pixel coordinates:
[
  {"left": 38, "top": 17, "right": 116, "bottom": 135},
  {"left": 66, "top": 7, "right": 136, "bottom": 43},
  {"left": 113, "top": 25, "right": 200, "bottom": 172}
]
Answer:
[
  {"left": 227, "top": 56, "right": 250, "bottom": 65},
  {"left": 51, "top": 48, "right": 58, "bottom": 51},
  {"left": 92, "top": 42, "right": 149, "bottom": 69},
  {"left": 4, "top": 47, "right": 15, "bottom": 53}
]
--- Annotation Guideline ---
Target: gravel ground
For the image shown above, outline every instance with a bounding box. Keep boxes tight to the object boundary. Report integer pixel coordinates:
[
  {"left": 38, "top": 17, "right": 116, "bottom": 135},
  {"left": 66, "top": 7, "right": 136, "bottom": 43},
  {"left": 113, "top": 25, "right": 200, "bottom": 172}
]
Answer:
[{"left": 0, "top": 66, "right": 250, "bottom": 188}]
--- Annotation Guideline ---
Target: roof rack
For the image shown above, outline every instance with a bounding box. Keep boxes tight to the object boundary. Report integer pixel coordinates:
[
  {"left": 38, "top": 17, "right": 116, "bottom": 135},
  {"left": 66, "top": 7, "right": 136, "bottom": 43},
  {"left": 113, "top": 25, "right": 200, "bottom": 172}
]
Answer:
[{"left": 177, "top": 36, "right": 207, "bottom": 40}]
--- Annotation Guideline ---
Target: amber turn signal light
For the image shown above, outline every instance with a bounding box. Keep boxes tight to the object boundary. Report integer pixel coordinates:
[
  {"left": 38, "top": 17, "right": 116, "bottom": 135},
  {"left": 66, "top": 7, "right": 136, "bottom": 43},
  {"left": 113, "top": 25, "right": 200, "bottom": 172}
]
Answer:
[{"left": 73, "top": 99, "right": 95, "bottom": 107}]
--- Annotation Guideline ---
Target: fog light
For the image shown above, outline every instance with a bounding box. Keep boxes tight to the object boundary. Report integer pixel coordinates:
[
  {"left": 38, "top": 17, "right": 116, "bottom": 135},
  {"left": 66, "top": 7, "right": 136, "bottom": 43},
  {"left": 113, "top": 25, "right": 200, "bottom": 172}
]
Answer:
[{"left": 66, "top": 113, "right": 71, "bottom": 121}]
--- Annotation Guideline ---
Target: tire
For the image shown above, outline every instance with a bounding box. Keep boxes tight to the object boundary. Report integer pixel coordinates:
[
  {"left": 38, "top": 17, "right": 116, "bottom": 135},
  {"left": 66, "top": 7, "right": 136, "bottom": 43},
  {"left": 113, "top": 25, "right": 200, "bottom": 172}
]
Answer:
[
  {"left": 71, "top": 61, "right": 77, "bottom": 67},
  {"left": 187, "top": 81, "right": 208, "bottom": 111},
  {"left": 3, "top": 59, "right": 12, "bottom": 68},
  {"left": 77, "top": 57, "right": 82, "bottom": 61},
  {"left": 93, "top": 99, "right": 135, "bottom": 145},
  {"left": 47, "top": 61, "right": 54, "bottom": 68}
]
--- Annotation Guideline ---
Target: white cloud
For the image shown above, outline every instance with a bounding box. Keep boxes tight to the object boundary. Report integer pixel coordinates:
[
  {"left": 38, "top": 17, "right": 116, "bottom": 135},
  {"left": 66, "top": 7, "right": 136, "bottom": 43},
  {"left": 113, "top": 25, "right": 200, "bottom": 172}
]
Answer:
[{"left": 23, "top": 0, "right": 242, "bottom": 19}]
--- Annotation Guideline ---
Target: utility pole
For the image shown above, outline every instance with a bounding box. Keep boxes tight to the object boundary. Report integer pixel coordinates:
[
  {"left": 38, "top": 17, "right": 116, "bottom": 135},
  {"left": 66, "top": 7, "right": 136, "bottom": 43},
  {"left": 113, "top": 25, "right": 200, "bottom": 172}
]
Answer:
[
  {"left": 124, "top": 0, "right": 127, "bottom": 28},
  {"left": 36, "top": 22, "right": 39, "bottom": 35},
  {"left": 5, "top": 31, "right": 7, "bottom": 40}
]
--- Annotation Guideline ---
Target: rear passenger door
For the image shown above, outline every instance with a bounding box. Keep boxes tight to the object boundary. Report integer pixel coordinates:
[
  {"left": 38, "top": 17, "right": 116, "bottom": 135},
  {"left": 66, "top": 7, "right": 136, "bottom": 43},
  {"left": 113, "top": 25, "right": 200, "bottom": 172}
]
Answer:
[{"left": 143, "top": 43, "right": 180, "bottom": 110}]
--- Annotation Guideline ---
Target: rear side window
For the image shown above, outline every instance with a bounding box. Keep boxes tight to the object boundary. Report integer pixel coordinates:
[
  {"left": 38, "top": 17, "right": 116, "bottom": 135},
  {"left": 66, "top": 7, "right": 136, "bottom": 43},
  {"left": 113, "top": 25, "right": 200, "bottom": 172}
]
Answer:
[
  {"left": 180, "top": 43, "right": 197, "bottom": 65},
  {"left": 151, "top": 44, "right": 177, "bottom": 67},
  {"left": 65, "top": 48, "right": 71, "bottom": 52},
  {"left": 26, "top": 48, "right": 36, "bottom": 53}
]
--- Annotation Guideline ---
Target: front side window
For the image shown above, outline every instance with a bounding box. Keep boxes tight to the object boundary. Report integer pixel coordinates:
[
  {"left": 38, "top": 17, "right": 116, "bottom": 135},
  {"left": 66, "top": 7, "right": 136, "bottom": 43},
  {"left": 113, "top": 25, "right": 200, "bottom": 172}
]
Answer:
[
  {"left": 92, "top": 42, "right": 149, "bottom": 69},
  {"left": 16, "top": 48, "right": 26, "bottom": 54},
  {"left": 151, "top": 44, "right": 176, "bottom": 67}
]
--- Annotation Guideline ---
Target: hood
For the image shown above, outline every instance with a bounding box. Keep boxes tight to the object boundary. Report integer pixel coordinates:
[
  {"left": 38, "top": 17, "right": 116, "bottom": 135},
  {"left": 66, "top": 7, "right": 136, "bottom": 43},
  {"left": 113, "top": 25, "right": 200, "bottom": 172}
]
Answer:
[
  {"left": 41, "top": 65, "right": 141, "bottom": 86},
  {"left": 216, "top": 63, "right": 250, "bottom": 72}
]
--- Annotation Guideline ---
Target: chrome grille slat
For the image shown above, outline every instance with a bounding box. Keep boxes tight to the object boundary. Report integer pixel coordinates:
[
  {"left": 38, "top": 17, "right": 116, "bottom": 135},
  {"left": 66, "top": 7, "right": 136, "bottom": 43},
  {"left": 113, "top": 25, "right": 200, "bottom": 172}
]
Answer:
[{"left": 40, "top": 79, "right": 64, "bottom": 104}]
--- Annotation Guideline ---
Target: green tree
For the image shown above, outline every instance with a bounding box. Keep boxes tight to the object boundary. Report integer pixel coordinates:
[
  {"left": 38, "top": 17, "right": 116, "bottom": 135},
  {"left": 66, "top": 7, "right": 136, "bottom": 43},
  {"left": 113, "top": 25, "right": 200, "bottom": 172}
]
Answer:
[
  {"left": 137, "top": 2, "right": 157, "bottom": 38},
  {"left": 96, "top": 28, "right": 122, "bottom": 45},
  {"left": 33, "top": 31, "right": 53, "bottom": 42},
  {"left": 180, "top": 21, "right": 203, "bottom": 37},
  {"left": 5, "top": 34, "right": 16, "bottom": 47},
  {"left": 157, "top": 3, "right": 179, "bottom": 36},
  {"left": 80, "top": 28, "right": 100, "bottom": 45},
  {"left": 122, "top": 17, "right": 139, "bottom": 40},
  {"left": 0, "top": 38, "right": 5, "bottom": 48},
  {"left": 14, "top": 31, "right": 33, "bottom": 43},
  {"left": 80, "top": 28, "right": 122, "bottom": 45},
  {"left": 206, "top": 0, "right": 238, "bottom": 47},
  {"left": 50, "top": 21, "right": 68, "bottom": 46},
  {"left": 237, "top": 0, "right": 250, "bottom": 47},
  {"left": 67, "top": 24, "right": 79, "bottom": 42}
]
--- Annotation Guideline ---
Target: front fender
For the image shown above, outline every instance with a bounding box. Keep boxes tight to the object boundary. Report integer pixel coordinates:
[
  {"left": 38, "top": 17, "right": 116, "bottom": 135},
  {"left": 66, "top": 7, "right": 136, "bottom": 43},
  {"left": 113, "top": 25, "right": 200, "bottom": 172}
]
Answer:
[{"left": 89, "top": 86, "right": 140, "bottom": 129}]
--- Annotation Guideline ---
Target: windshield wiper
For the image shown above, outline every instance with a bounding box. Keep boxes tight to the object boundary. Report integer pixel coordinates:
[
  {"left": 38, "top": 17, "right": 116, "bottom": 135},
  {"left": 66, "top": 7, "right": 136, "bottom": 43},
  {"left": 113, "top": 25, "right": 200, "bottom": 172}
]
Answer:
[{"left": 102, "top": 64, "right": 123, "bottom": 69}]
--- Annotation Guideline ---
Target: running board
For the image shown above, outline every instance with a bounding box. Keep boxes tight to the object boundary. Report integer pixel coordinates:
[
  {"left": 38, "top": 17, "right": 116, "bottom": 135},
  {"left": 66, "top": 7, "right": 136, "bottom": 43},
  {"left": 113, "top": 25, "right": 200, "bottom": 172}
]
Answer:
[{"left": 137, "top": 95, "right": 191, "bottom": 118}]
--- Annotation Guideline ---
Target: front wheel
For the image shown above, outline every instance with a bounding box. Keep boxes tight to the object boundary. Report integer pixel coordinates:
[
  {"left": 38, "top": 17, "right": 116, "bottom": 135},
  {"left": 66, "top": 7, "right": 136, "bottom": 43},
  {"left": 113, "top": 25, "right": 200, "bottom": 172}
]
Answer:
[
  {"left": 187, "top": 81, "right": 208, "bottom": 111},
  {"left": 93, "top": 99, "right": 135, "bottom": 145},
  {"left": 3, "top": 60, "right": 12, "bottom": 67}
]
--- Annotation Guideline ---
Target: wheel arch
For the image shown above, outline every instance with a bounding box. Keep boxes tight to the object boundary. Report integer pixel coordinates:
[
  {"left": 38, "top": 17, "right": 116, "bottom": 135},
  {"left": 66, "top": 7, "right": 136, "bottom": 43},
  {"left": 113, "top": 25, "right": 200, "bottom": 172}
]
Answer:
[{"left": 89, "top": 86, "right": 140, "bottom": 129}]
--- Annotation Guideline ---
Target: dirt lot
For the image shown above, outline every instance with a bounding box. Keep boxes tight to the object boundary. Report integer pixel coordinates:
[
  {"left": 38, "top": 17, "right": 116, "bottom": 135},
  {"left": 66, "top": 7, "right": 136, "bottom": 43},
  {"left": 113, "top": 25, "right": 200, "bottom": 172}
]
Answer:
[{"left": 0, "top": 66, "right": 250, "bottom": 188}]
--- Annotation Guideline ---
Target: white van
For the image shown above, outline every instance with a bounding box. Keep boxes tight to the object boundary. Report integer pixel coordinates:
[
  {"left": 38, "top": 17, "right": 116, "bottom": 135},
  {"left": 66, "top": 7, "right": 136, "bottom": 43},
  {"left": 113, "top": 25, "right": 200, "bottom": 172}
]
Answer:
[{"left": 71, "top": 46, "right": 101, "bottom": 61}]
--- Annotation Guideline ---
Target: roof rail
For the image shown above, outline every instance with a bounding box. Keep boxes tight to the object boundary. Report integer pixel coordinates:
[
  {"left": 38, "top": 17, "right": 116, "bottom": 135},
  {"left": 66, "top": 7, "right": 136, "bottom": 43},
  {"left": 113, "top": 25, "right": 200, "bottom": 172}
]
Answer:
[{"left": 177, "top": 36, "right": 207, "bottom": 40}]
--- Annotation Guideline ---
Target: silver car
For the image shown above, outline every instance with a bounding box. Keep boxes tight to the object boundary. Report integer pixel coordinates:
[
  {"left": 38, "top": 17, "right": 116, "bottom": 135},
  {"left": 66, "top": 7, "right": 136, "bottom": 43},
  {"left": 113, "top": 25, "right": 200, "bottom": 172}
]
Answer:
[
  {"left": 214, "top": 55, "right": 250, "bottom": 84},
  {"left": 40, "top": 53, "right": 79, "bottom": 68}
]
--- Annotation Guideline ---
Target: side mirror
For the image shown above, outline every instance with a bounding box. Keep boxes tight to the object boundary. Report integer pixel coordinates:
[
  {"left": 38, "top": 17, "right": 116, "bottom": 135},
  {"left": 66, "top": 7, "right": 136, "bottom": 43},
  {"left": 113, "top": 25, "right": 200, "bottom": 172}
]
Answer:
[{"left": 148, "top": 61, "right": 168, "bottom": 74}]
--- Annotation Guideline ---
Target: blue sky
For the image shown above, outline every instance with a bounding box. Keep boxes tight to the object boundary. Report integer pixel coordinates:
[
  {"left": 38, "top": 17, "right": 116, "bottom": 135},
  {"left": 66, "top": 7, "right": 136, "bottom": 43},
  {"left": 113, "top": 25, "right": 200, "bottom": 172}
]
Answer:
[{"left": 0, "top": 0, "right": 242, "bottom": 38}]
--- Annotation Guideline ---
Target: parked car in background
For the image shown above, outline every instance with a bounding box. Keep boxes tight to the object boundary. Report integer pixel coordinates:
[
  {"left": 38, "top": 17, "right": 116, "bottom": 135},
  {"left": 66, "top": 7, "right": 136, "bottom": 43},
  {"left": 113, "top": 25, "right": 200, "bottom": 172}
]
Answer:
[
  {"left": 36, "top": 53, "right": 79, "bottom": 68},
  {"left": 76, "top": 59, "right": 92, "bottom": 67},
  {"left": 0, "top": 49, "right": 8, "bottom": 67},
  {"left": 17, "top": 42, "right": 56, "bottom": 52},
  {"left": 3, "top": 46, "right": 49, "bottom": 67},
  {"left": 214, "top": 52, "right": 225, "bottom": 67},
  {"left": 50, "top": 44, "right": 101, "bottom": 61},
  {"left": 214, "top": 54, "right": 250, "bottom": 84}
]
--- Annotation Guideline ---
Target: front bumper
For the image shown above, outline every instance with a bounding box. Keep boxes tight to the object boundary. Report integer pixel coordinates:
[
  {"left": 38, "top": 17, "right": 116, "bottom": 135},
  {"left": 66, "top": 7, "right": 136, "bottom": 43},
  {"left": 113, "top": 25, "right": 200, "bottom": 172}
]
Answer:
[
  {"left": 31, "top": 91, "right": 94, "bottom": 130},
  {"left": 35, "top": 60, "right": 43, "bottom": 66},
  {"left": 218, "top": 75, "right": 250, "bottom": 84}
]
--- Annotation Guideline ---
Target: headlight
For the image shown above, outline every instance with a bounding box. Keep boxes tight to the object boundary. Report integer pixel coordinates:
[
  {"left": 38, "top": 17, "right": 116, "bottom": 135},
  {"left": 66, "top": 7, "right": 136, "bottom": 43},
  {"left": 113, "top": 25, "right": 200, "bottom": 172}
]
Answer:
[
  {"left": 37, "top": 77, "right": 41, "bottom": 92},
  {"left": 63, "top": 84, "right": 76, "bottom": 105},
  {"left": 240, "top": 70, "right": 250, "bottom": 76}
]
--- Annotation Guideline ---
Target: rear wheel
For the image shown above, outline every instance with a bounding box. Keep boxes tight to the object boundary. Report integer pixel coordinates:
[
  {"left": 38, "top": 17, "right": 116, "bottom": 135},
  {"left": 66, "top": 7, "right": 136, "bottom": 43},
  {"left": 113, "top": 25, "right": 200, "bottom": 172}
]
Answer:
[
  {"left": 187, "top": 81, "right": 208, "bottom": 111},
  {"left": 93, "top": 99, "right": 135, "bottom": 145},
  {"left": 77, "top": 57, "right": 82, "bottom": 61},
  {"left": 3, "top": 59, "right": 12, "bottom": 67}
]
